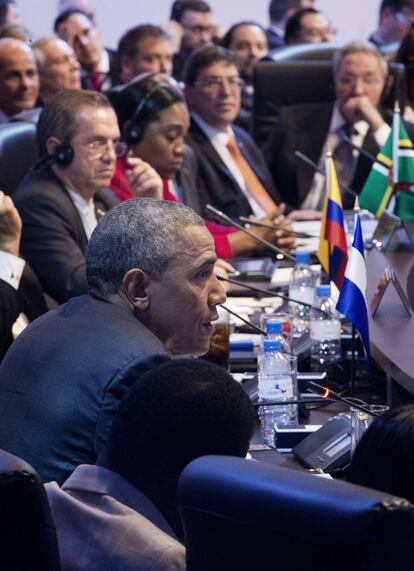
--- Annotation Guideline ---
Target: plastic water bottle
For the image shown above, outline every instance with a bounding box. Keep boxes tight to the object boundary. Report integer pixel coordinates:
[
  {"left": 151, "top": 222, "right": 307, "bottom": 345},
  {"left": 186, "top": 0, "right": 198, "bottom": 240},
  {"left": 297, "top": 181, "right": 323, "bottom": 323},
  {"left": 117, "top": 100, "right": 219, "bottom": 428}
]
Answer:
[
  {"left": 264, "top": 320, "right": 291, "bottom": 353},
  {"left": 258, "top": 339, "right": 297, "bottom": 446},
  {"left": 310, "top": 284, "right": 341, "bottom": 372},
  {"left": 289, "top": 252, "right": 316, "bottom": 334}
]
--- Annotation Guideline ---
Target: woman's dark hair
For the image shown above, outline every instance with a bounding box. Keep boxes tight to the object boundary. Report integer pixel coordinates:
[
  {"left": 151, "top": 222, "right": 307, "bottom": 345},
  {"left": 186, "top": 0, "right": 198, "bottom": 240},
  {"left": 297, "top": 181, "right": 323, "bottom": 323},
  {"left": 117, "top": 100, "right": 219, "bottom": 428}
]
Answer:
[
  {"left": 396, "top": 26, "right": 414, "bottom": 108},
  {"left": 348, "top": 404, "right": 414, "bottom": 503},
  {"left": 110, "top": 77, "right": 185, "bottom": 143}
]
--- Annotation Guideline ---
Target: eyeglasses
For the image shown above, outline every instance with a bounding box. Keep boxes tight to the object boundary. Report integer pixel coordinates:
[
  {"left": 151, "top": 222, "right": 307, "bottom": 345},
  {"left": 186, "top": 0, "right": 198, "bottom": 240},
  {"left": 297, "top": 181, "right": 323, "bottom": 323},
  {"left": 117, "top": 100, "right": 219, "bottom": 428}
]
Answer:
[
  {"left": 85, "top": 139, "right": 128, "bottom": 157},
  {"left": 193, "top": 76, "right": 245, "bottom": 93},
  {"left": 395, "top": 11, "right": 414, "bottom": 29},
  {"left": 181, "top": 24, "right": 215, "bottom": 35},
  {"left": 336, "top": 75, "right": 382, "bottom": 88}
]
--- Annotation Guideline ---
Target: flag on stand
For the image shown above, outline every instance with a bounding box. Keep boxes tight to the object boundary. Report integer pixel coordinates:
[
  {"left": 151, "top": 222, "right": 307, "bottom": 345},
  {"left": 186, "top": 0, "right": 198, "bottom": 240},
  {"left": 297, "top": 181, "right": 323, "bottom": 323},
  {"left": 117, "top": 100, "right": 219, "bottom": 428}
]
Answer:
[
  {"left": 317, "top": 152, "right": 348, "bottom": 289},
  {"left": 336, "top": 210, "right": 370, "bottom": 360},
  {"left": 359, "top": 106, "right": 414, "bottom": 221}
]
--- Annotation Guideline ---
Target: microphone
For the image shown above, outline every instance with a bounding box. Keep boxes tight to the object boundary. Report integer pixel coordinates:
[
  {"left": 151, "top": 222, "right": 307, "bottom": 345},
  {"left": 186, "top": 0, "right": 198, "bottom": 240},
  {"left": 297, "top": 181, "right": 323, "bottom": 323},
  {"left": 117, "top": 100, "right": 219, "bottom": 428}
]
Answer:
[
  {"left": 294, "top": 150, "right": 357, "bottom": 198},
  {"left": 205, "top": 204, "right": 295, "bottom": 262},
  {"left": 307, "top": 382, "right": 383, "bottom": 417},
  {"left": 341, "top": 135, "right": 376, "bottom": 163},
  {"left": 239, "top": 216, "right": 317, "bottom": 239},
  {"left": 219, "top": 304, "right": 265, "bottom": 335}
]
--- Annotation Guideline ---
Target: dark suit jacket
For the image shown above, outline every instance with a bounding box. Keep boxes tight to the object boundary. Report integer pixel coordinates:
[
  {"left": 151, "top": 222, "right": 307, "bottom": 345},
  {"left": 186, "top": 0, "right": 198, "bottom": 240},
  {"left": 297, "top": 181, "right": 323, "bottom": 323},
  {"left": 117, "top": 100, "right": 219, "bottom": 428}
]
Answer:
[
  {"left": 12, "top": 165, "right": 118, "bottom": 304},
  {"left": 186, "top": 118, "right": 283, "bottom": 220},
  {"left": 0, "top": 294, "right": 170, "bottom": 484},
  {"left": 81, "top": 47, "right": 119, "bottom": 91},
  {"left": 263, "top": 102, "right": 393, "bottom": 210}
]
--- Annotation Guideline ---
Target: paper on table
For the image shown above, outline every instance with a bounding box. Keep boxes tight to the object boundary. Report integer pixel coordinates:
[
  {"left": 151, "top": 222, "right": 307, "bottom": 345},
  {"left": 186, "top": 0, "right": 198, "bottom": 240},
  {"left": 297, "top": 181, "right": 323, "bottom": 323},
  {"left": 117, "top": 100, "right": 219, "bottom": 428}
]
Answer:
[{"left": 271, "top": 264, "right": 321, "bottom": 286}]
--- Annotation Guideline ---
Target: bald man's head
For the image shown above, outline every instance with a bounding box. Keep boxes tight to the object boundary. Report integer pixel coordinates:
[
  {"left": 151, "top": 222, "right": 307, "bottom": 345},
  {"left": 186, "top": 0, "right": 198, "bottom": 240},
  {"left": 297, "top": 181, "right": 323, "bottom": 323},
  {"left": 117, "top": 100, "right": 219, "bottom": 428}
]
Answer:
[{"left": 0, "top": 38, "right": 38, "bottom": 117}]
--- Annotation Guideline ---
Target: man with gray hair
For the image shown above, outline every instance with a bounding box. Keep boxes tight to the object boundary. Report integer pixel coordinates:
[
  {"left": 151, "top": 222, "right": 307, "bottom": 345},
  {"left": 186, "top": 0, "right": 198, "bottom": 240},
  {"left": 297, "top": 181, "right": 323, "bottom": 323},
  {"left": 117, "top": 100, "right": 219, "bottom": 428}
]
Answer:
[
  {"left": 0, "top": 198, "right": 226, "bottom": 485},
  {"left": 264, "top": 41, "right": 393, "bottom": 210}
]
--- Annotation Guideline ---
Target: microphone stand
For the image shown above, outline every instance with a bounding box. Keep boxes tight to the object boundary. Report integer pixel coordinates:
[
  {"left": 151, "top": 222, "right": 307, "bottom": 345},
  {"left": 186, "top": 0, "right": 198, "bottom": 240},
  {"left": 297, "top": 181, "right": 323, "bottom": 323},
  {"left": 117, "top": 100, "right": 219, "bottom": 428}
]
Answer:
[
  {"left": 239, "top": 216, "right": 317, "bottom": 239},
  {"left": 308, "top": 381, "right": 382, "bottom": 417},
  {"left": 219, "top": 304, "right": 265, "bottom": 335},
  {"left": 205, "top": 204, "right": 295, "bottom": 262}
]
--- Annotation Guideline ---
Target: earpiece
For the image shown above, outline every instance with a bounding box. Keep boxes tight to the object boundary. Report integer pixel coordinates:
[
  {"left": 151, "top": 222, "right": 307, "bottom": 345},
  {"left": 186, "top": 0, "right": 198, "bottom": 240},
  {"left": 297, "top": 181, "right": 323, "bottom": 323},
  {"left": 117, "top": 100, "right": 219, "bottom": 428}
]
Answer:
[
  {"left": 122, "top": 83, "right": 165, "bottom": 145},
  {"left": 53, "top": 144, "right": 74, "bottom": 167}
]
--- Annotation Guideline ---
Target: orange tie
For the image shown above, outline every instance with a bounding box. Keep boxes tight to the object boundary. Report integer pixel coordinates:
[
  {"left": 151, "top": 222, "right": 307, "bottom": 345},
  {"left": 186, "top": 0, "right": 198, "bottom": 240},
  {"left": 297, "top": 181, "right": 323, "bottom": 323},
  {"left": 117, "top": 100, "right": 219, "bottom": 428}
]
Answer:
[{"left": 227, "top": 137, "right": 277, "bottom": 214}]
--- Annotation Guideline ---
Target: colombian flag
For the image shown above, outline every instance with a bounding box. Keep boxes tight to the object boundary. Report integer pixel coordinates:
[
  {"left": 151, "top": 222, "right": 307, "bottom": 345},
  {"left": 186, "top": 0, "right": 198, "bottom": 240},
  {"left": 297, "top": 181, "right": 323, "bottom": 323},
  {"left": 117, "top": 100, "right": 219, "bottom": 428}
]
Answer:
[{"left": 317, "top": 153, "right": 348, "bottom": 289}]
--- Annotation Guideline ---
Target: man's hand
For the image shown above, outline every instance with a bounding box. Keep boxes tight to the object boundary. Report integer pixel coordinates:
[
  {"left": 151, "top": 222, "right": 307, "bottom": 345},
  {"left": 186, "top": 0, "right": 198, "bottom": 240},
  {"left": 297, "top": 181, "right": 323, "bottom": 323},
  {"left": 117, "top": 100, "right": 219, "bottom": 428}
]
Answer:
[
  {"left": 126, "top": 157, "right": 163, "bottom": 200},
  {"left": 288, "top": 209, "right": 322, "bottom": 221},
  {"left": 340, "top": 95, "right": 385, "bottom": 132},
  {"left": 0, "top": 191, "right": 22, "bottom": 256}
]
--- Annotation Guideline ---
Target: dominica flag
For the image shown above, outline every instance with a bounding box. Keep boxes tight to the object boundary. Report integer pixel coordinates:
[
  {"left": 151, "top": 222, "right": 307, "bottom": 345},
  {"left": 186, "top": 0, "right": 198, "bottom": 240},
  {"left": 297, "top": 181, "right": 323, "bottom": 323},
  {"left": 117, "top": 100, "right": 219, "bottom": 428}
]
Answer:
[
  {"left": 359, "top": 106, "right": 414, "bottom": 221},
  {"left": 317, "top": 152, "right": 348, "bottom": 289}
]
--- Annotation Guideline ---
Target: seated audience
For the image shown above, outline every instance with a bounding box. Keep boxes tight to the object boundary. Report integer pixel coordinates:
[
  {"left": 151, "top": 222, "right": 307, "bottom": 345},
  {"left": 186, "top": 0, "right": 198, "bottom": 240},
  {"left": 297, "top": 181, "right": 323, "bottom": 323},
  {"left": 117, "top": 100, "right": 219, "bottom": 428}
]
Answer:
[
  {"left": 0, "top": 191, "right": 46, "bottom": 360},
  {"left": 369, "top": 0, "right": 414, "bottom": 48},
  {"left": 0, "top": 38, "right": 39, "bottom": 122},
  {"left": 348, "top": 404, "right": 414, "bottom": 504},
  {"left": 12, "top": 88, "right": 160, "bottom": 303},
  {"left": 56, "top": 0, "right": 96, "bottom": 22},
  {"left": 46, "top": 358, "right": 255, "bottom": 569},
  {"left": 0, "top": 198, "right": 226, "bottom": 484},
  {"left": 266, "top": 0, "right": 316, "bottom": 49},
  {"left": 110, "top": 76, "right": 293, "bottom": 258},
  {"left": 32, "top": 36, "right": 81, "bottom": 102},
  {"left": 184, "top": 45, "right": 316, "bottom": 222},
  {"left": 0, "top": 22, "right": 30, "bottom": 42},
  {"left": 168, "top": 0, "right": 215, "bottom": 81},
  {"left": 264, "top": 41, "right": 393, "bottom": 210},
  {"left": 395, "top": 25, "right": 414, "bottom": 122},
  {"left": 221, "top": 21, "right": 268, "bottom": 128},
  {"left": 54, "top": 9, "right": 117, "bottom": 91},
  {"left": 284, "top": 8, "right": 334, "bottom": 44},
  {"left": 117, "top": 24, "right": 173, "bottom": 84}
]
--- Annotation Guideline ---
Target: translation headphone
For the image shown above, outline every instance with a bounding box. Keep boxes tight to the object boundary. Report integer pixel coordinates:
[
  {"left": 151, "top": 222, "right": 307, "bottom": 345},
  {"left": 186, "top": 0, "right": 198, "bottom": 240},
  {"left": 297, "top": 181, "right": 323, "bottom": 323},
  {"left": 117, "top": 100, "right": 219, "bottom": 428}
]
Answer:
[
  {"left": 123, "top": 83, "right": 167, "bottom": 145},
  {"left": 36, "top": 143, "right": 74, "bottom": 169}
]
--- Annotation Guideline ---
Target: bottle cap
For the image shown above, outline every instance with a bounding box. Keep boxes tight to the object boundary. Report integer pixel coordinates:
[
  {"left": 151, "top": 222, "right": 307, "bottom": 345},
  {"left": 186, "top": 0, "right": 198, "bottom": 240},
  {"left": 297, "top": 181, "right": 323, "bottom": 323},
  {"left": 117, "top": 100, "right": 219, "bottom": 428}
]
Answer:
[
  {"left": 295, "top": 252, "right": 310, "bottom": 264},
  {"left": 263, "top": 339, "right": 281, "bottom": 352},
  {"left": 265, "top": 320, "right": 283, "bottom": 334},
  {"left": 316, "top": 284, "right": 331, "bottom": 297}
]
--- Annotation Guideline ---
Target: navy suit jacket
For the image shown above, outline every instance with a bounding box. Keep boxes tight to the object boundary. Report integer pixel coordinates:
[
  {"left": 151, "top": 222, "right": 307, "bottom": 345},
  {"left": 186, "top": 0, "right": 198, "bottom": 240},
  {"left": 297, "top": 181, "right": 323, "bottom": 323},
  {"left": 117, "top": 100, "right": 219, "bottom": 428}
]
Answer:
[
  {"left": 13, "top": 164, "right": 119, "bottom": 304},
  {"left": 0, "top": 294, "right": 170, "bottom": 484},
  {"left": 264, "top": 102, "right": 393, "bottom": 210},
  {"left": 186, "top": 118, "right": 283, "bottom": 220}
]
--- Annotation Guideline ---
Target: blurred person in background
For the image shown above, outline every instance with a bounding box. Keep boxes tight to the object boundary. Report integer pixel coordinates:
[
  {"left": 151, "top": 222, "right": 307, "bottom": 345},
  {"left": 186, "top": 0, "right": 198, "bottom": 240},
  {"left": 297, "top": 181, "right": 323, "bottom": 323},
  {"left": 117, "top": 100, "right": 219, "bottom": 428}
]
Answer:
[
  {"left": 266, "top": 0, "right": 316, "bottom": 49},
  {"left": 369, "top": 0, "right": 414, "bottom": 48},
  {"left": 284, "top": 8, "right": 334, "bottom": 45}
]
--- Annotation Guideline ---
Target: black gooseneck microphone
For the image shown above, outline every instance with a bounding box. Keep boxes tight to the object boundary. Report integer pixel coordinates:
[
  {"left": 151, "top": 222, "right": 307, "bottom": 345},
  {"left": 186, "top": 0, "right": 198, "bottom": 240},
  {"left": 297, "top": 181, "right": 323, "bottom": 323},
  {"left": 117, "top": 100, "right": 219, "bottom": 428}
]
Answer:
[
  {"left": 294, "top": 150, "right": 357, "bottom": 198},
  {"left": 205, "top": 204, "right": 295, "bottom": 262},
  {"left": 238, "top": 216, "right": 317, "bottom": 239},
  {"left": 219, "top": 304, "right": 265, "bottom": 335},
  {"left": 308, "top": 382, "right": 383, "bottom": 417},
  {"left": 340, "top": 135, "right": 377, "bottom": 163}
]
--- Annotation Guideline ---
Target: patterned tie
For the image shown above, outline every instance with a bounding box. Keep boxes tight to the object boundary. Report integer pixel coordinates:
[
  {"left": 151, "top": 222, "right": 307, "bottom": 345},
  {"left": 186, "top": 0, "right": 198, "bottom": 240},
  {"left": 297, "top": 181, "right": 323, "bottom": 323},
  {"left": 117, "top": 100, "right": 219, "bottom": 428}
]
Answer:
[{"left": 227, "top": 137, "right": 277, "bottom": 214}]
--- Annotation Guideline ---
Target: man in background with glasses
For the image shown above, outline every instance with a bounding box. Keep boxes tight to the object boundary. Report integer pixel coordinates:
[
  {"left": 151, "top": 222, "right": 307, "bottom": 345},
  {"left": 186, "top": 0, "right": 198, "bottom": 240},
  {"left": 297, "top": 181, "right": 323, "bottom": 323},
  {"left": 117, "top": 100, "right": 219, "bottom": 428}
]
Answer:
[
  {"left": 12, "top": 89, "right": 161, "bottom": 303},
  {"left": 264, "top": 41, "right": 394, "bottom": 211},
  {"left": 369, "top": 0, "right": 414, "bottom": 48}
]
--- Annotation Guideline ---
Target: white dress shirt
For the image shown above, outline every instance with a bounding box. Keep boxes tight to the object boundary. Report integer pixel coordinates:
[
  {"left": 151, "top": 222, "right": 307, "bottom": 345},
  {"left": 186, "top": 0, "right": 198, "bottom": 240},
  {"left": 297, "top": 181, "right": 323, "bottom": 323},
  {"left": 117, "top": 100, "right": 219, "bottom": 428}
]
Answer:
[
  {"left": 302, "top": 104, "right": 391, "bottom": 210},
  {"left": 66, "top": 189, "right": 98, "bottom": 240},
  {"left": 0, "top": 250, "right": 25, "bottom": 290},
  {"left": 192, "top": 113, "right": 266, "bottom": 218}
]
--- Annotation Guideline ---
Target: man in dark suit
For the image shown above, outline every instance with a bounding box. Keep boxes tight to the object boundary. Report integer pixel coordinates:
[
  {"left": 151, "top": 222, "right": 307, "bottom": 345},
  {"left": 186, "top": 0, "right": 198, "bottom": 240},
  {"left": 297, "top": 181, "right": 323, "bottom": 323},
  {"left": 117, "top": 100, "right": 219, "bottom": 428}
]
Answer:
[
  {"left": 266, "top": 0, "right": 316, "bottom": 50},
  {"left": 264, "top": 41, "right": 393, "bottom": 211},
  {"left": 13, "top": 88, "right": 161, "bottom": 303},
  {"left": 184, "top": 45, "right": 314, "bottom": 237},
  {"left": 54, "top": 9, "right": 118, "bottom": 91},
  {"left": 0, "top": 198, "right": 226, "bottom": 484}
]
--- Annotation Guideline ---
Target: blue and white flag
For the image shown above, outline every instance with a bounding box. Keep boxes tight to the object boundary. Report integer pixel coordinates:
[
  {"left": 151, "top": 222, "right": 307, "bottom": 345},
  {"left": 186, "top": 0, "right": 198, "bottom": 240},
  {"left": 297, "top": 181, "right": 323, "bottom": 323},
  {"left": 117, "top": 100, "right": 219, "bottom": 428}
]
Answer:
[{"left": 336, "top": 213, "right": 370, "bottom": 359}]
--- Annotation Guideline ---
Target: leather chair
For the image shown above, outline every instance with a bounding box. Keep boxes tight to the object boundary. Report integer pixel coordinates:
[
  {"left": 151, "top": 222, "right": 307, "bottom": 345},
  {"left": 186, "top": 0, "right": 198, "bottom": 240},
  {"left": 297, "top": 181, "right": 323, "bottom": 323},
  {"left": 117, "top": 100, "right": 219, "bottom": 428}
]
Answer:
[
  {"left": 0, "top": 448, "right": 61, "bottom": 570},
  {"left": 252, "top": 60, "right": 406, "bottom": 147},
  {"left": 0, "top": 120, "right": 38, "bottom": 195},
  {"left": 267, "top": 41, "right": 343, "bottom": 62},
  {"left": 178, "top": 455, "right": 414, "bottom": 571}
]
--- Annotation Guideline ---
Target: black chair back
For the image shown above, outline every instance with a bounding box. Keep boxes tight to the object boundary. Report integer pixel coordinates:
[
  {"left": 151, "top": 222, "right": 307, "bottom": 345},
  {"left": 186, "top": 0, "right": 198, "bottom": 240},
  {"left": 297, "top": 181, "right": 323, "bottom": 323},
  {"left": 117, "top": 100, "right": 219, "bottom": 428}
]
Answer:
[
  {"left": 0, "top": 448, "right": 61, "bottom": 570},
  {"left": 0, "top": 121, "right": 38, "bottom": 195},
  {"left": 179, "top": 455, "right": 414, "bottom": 571}
]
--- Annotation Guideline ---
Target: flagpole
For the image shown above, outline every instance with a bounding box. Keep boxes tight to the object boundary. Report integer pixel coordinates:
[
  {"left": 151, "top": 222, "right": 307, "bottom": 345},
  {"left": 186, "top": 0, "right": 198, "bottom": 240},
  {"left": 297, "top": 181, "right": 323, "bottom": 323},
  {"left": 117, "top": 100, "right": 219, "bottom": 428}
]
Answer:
[
  {"left": 392, "top": 100, "right": 400, "bottom": 215},
  {"left": 349, "top": 198, "right": 360, "bottom": 397}
]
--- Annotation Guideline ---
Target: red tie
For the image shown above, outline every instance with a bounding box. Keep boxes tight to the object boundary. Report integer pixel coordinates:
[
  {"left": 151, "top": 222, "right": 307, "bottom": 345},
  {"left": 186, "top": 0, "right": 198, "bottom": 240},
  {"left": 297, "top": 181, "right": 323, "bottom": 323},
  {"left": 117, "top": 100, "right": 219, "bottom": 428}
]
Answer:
[
  {"left": 227, "top": 137, "right": 277, "bottom": 214},
  {"left": 90, "top": 71, "right": 104, "bottom": 92}
]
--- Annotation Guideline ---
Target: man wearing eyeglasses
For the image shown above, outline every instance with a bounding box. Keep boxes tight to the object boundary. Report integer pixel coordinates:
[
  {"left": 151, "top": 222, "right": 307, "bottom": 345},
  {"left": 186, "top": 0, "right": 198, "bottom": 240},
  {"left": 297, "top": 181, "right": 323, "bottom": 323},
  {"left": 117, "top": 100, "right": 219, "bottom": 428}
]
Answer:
[
  {"left": 168, "top": 0, "right": 216, "bottom": 81},
  {"left": 264, "top": 41, "right": 396, "bottom": 211},
  {"left": 12, "top": 89, "right": 161, "bottom": 303},
  {"left": 369, "top": 0, "right": 414, "bottom": 48},
  {"left": 184, "top": 45, "right": 307, "bottom": 239}
]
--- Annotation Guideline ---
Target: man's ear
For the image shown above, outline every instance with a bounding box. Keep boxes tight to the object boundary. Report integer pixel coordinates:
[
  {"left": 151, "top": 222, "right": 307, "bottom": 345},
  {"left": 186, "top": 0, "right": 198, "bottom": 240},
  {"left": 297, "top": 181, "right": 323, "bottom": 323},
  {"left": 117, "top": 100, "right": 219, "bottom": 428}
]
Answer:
[
  {"left": 120, "top": 268, "right": 151, "bottom": 310},
  {"left": 184, "top": 85, "right": 194, "bottom": 106},
  {"left": 45, "top": 136, "right": 63, "bottom": 157}
]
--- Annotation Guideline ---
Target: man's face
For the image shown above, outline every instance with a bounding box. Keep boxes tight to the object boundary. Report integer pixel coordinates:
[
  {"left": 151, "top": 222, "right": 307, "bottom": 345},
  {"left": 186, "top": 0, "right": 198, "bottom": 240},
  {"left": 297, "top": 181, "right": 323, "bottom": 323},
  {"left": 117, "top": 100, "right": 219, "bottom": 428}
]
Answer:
[
  {"left": 380, "top": 6, "right": 414, "bottom": 44},
  {"left": 294, "top": 12, "right": 334, "bottom": 43},
  {"left": 145, "top": 224, "right": 226, "bottom": 355},
  {"left": 133, "top": 101, "right": 190, "bottom": 180},
  {"left": 180, "top": 9, "right": 214, "bottom": 51},
  {"left": 335, "top": 52, "right": 385, "bottom": 115},
  {"left": 186, "top": 61, "right": 241, "bottom": 130},
  {"left": 0, "top": 41, "right": 39, "bottom": 117},
  {"left": 38, "top": 39, "right": 81, "bottom": 99},
  {"left": 229, "top": 24, "right": 268, "bottom": 81},
  {"left": 57, "top": 12, "right": 102, "bottom": 71},
  {"left": 61, "top": 105, "right": 120, "bottom": 196},
  {"left": 121, "top": 36, "right": 173, "bottom": 82}
]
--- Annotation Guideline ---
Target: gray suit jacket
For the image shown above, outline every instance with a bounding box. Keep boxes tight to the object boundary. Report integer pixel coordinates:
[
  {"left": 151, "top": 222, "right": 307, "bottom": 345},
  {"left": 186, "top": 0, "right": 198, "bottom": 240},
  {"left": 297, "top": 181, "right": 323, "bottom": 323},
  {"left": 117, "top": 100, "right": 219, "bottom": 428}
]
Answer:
[
  {"left": 13, "top": 165, "right": 119, "bottom": 304},
  {"left": 0, "top": 295, "right": 170, "bottom": 484}
]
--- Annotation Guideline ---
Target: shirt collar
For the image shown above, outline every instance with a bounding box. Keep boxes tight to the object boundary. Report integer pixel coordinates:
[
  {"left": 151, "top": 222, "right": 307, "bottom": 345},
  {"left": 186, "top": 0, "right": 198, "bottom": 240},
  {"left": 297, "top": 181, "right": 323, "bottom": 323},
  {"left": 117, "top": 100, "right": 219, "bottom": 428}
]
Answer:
[
  {"left": 192, "top": 112, "right": 234, "bottom": 147},
  {"left": 95, "top": 48, "right": 109, "bottom": 73},
  {"left": 66, "top": 188, "right": 94, "bottom": 211}
]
